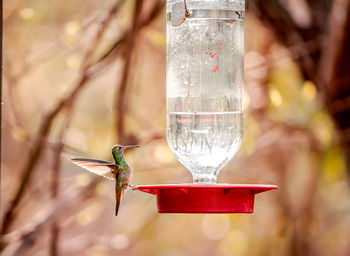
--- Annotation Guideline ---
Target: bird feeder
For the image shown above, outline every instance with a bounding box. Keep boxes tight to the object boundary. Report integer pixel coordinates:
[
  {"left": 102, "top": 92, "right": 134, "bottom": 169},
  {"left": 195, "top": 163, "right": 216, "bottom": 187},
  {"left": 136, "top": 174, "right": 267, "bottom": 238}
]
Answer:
[{"left": 134, "top": 0, "right": 277, "bottom": 213}]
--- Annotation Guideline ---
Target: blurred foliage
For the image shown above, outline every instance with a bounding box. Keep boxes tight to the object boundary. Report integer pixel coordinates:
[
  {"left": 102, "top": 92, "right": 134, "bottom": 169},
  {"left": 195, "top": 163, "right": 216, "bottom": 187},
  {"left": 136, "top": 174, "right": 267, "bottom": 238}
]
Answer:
[{"left": 2, "top": 0, "right": 350, "bottom": 256}]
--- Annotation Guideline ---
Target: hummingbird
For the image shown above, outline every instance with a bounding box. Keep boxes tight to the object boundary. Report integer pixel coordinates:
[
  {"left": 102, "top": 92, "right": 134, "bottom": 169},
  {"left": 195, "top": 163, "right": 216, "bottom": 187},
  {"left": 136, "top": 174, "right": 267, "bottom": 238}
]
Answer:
[{"left": 71, "top": 144, "right": 139, "bottom": 216}]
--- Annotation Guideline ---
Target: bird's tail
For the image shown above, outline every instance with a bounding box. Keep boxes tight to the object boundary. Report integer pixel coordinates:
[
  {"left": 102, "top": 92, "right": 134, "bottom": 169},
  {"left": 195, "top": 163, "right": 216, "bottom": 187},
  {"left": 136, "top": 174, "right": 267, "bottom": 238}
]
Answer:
[{"left": 115, "top": 188, "right": 124, "bottom": 216}]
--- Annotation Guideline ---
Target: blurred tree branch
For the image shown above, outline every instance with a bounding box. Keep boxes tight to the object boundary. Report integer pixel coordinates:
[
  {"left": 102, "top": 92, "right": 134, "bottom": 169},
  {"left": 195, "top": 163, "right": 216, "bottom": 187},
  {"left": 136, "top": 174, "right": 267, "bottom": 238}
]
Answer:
[
  {"left": 49, "top": 111, "right": 74, "bottom": 256},
  {"left": 249, "top": 0, "right": 350, "bottom": 255},
  {"left": 0, "top": 0, "right": 127, "bottom": 240},
  {"left": 322, "top": 0, "right": 350, "bottom": 177},
  {"left": 115, "top": 0, "right": 145, "bottom": 145},
  {"left": 1, "top": 1, "right": 165, "bottom": 254},
  {"left": 0, "top": 179, "right": 99, "bottom": 256},
  {"left": 250, "top": 0, "right": 350, "bottom": 180},
  {"left": 115, "top": 0, "right": 165, "bottom": 145},
  {"left": 2, "top": 0, "right": 349, "bottom": 255}
]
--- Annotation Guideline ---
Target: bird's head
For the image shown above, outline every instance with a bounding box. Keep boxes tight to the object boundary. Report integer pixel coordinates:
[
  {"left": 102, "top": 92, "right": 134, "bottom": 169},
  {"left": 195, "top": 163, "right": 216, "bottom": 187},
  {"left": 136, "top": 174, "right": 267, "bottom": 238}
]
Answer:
[{"left": 112, "top": 144, "right": 139, "bottom": 156}]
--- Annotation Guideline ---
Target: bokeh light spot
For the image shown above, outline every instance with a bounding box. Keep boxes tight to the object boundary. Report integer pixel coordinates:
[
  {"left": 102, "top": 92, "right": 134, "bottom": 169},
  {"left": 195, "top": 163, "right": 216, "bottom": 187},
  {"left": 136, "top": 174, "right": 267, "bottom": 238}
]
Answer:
[
  {"left": 76, "top": 202, "right": 103, "bottom": 226},
  {"left": 64, "top": 21, "right": 80, "bottom": 36},
  {"left": 66, "top": 54, "right": 82, "bottom": 69},
  {"left": 201, "top": 214, "right": 230, "bottom": 240},
  {"left": 269, "top": 87, "right": 283, "bottom": 106},
  {"left": 244, "top": 92, "right": 250, "bottom": 108},
  {"left": 11, "top": 126, "right": 27, "bottom": 142},
  {"left": 218, "top": 231, "right": 248, "bottom": 255},
  {"left": 154, "top": 143, "right": 176, "bottom": 165},
  {"left": 111, "top": 234, "right": 130, "bottom": 250},
  {"left": 76, "top": 173, "right": 92, "bottom": 187},
  {"left": 19, "top": 8, "right": 35, "bottom": 19},
  {"left": 301, "top": 80, "right": 317, "bottom": 100}
]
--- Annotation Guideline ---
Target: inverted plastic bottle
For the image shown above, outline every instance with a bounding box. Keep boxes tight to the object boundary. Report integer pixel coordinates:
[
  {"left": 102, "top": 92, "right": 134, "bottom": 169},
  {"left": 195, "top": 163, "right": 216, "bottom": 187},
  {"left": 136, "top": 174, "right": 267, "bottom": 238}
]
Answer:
[
  {"left": 134, "top": 0, "right": 278, "bottom": 214},
  {"left": 166, "top": 0, "right": 245, "bottom": 183}
]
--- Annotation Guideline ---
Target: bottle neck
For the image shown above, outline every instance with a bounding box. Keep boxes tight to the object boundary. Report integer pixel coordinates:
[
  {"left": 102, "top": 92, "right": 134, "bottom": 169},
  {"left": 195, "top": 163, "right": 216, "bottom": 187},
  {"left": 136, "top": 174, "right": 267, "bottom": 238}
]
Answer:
[{"left": 192, "top": 173, "right": 217, "bottom": 184}]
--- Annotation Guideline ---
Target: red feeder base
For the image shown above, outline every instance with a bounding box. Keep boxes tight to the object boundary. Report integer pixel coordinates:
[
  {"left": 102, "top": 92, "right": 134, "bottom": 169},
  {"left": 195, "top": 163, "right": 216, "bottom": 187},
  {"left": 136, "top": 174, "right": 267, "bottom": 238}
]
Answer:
[{"left": 133, "top": 184, "right": 278, "bottom": 213}]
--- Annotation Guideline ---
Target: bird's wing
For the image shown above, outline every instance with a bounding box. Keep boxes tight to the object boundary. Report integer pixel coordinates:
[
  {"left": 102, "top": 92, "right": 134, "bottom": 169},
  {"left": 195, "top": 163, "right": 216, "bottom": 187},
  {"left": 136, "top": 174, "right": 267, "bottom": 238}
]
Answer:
[{"left": 71, "top": 158, "right": 117, "bottom": 180}]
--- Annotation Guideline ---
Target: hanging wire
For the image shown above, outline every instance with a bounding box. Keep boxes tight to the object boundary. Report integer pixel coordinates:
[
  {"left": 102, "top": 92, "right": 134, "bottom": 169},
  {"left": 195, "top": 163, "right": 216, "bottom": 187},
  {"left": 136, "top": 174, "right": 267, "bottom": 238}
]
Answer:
[{"left": 184, "top": 0, "right": 191, "bottom": 17}]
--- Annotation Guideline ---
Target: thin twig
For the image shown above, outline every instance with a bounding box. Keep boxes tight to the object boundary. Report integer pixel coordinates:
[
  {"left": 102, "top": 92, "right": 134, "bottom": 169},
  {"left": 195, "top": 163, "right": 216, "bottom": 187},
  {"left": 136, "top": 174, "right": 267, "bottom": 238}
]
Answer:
[
  {"left": 115, "top": 0, "right": 144, "bottom": 143},
  {"left": 115, "top": 0, "right": 165, "bottom": 144},
  {"left": 49, "top": 224, "right": 59, "bottom": 256},
  {"left": 49, "top": 109, "right": 74, "bottom": 256},
  {"left": 184, "top": 0, "right": 191, "bottom": 18},
  {"left": 0, "top": 179, "right": 99, "bottom": 256}
]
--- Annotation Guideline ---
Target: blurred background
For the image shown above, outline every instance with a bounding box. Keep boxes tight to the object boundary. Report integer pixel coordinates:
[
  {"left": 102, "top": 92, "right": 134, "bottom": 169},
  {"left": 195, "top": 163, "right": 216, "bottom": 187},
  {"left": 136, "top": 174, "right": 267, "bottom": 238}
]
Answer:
[{"left": 2, "top": 0, "right": 350, "bottom": 255}]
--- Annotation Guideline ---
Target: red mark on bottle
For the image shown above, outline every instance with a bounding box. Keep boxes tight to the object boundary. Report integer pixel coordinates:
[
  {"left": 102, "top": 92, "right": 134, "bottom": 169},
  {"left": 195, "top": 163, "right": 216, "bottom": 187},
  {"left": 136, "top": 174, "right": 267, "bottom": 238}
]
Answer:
[
  {"left": 205, "top": 52, "right": 208, "bottom": 54},
  {"left": 209, "top": 52, "right": 218, "bottom": 58},
  {"left": 212, "top": 64, "right": 219, "bottom": 72},
  {"left": 219, "top": 47, "right": 222, "bottom": 50}
]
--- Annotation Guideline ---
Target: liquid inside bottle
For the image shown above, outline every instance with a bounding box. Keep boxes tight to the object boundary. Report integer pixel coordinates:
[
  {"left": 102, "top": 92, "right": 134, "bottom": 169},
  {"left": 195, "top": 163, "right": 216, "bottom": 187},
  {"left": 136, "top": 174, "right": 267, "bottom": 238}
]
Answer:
[{"left": 167, "top": 111, "right": 243, "bottom": 183}]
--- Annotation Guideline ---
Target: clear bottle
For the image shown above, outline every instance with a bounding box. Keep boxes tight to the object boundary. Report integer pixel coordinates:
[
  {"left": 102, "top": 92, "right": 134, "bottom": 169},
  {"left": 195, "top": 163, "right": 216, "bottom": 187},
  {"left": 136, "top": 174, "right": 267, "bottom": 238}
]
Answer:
[{"left": 166, "top": 0, "right": 245, "bottom": 183}]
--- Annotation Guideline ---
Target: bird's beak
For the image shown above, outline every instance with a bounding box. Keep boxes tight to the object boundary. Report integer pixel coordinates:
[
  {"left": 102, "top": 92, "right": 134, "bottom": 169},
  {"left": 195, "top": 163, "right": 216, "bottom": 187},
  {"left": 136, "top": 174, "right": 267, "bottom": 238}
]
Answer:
[{"left": 123, "top": 145, "right": 140, "bottom": 150}]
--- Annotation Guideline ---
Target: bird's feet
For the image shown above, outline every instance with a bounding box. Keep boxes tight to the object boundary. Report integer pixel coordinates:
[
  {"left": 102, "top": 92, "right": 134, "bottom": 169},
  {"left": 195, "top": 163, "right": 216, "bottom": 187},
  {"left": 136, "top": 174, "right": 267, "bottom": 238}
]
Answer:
[{"left": 129, "top": 184, "right": 136, "bottom": 190}]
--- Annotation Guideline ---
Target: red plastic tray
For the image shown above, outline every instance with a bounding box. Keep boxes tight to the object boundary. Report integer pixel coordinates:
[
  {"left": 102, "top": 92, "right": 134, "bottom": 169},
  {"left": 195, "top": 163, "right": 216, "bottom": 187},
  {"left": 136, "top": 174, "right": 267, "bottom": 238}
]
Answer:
[{"left": 133, "top": 184, "right": 278, "bottom": 213}]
